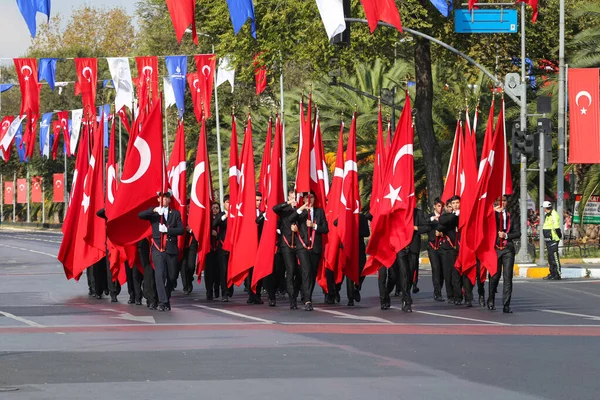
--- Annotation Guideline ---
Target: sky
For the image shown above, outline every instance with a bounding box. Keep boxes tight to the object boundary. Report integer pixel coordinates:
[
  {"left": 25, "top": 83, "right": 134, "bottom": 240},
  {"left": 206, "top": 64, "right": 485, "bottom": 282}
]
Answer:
[{"left": 0, "top": 1, "right": 136, "bottom": 63}]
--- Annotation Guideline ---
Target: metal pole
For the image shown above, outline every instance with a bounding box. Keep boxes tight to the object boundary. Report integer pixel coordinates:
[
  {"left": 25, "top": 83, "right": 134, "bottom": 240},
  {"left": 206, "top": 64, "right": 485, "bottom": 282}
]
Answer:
[
  {"left": 280, "top": 54, "right": 287, "bottom": 195},
  {"left": 213, "top": 44, "right": 224, "bottom": 208},
  {"left": 538, "top": 116, "right": 546, "bottom": 265},
  {"left": 118, "top": 121, "right": 122, "bottom": 178},
  {"left": 164, "top": 101, "right": 169, "bottom": 158},
  {"left": 64, "top": 150, "right": 68, "bottom": 218},
  {"left": 42, "top": 178, "right": 45, "bottom": 224},
  {"left": 13, "top": 172, "right": 16, "bottom": 222},
  {"left": 516, "top": 2, "right": 532, "bottom": 263},
  {"left": 1, "top": 174, "right": 3, "bottom": 222},
  {"left": 557, "top": 0, "right": 566, "bottom": 247},
  {"left": 26, "top": 170, "right": 30, "bottom": 223}
]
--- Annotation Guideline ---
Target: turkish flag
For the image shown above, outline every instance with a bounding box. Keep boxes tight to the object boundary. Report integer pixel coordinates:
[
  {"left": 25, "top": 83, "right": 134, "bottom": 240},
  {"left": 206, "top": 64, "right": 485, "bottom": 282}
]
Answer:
[
  {"left": 16, "top": 178, "right": 27, "bottom": 204},
  {"left": 51, "top": 118, "right": 61, "bottom": 160},
  {"left": 136, "top": 56, "right": 159, "bottom": 108},
  {"left": 0, "top": 116, "right": 14, "bottom": 162},
  {"left": 254, "top": 54, "right": 267, "bottom": 95},
  {"left": 370, "top": 107, "right": 387, "bottom": 215},
  {"left": 14, "top": 58, "right": 40, "bottom": 158},
  {"left": 441, "top": 120, "right": 463, "bottom": 202},
  {"left": 194, "top": 54, "right": 216, "bottom": 119},
  {"left": 187, "top": 72, "right": 204, "bottom": 123},
  {"left": 223, "top": 114, "right": 240, "bottom": 252},
  {"left": 31, "top": 176, "right": 42, "bottom": 203},
  {"left": 53, "top": 173, "right": 65, "bottom": 202},
  {"left": 310, "top": 116, "right": 329, "bottom": 208},
  {"left": 338, "top": 113, "right": 361, "bottom": 284},
  {"left": 295, "top": 97, "right": 312, "bottom": 194},
  {"left": 4, "top": 181, "right": 14, "bottom": 205},
  {"left": 107, "top": 98, "right": 165, "bottom": 246},
  {"left": 74, "top": 58, "right": 98, "bottom": 117},
  {"left": 57, "top": 111, "right": 71, "bottom": 157},
  {"left": 167, "top": 120, "right": 187, "bottom": 258},
  {"left": 106, "top": 116, "right": 118, "bottom": 213},
  {"left": 188, "top": 117, "right": 213, "bottom": 276},
  {"left": 166, "top": 0, "right": 198, "bottom": 44},
  {"left": 360, "top": 0, "right": 402, "bottom": 33},
  {"left": 364, "top": 93, "right": 414, "bottom": 275},
  {"left": 228, "top": 115, "right": 258, "bottom": 287},
  {"left": 252, "top": 115, "right": 284, "bottom": 291},
  {"left": 258, "top": 118, "right": 272, "bottom": 212},
  {"left": 568, "top": 68, "right": 600, "bottom": 164}
]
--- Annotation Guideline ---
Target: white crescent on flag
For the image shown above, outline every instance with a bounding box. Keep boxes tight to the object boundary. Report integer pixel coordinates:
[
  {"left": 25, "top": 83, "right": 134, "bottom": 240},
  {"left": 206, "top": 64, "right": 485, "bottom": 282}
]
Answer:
[
  {"left": 191, "top": 161, "right": 206, "bottom": 209},
  {"left": 121, "top": 137, "right": 151, "bottom": 184}
]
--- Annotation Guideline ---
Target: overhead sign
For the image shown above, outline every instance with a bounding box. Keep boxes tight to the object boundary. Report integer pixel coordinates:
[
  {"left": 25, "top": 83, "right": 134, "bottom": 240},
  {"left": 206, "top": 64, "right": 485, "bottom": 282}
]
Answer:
[
  {"left": 574, "top": 194, "right": 600, "bottom": 225},
  {"left": 455, "top": 9, "right": 518, "bottom": 34}
]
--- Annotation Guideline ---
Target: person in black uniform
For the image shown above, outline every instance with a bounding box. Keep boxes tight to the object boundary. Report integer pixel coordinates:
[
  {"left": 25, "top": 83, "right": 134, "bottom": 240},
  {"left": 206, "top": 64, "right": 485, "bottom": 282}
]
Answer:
[
  {"left": 138, "top": 238, "right": 157, "bottom": 309},
  {"left": 345, "top": 212, "right": 370, "bottom": 306},
  {"left": 125, "top": 258, "right": 144, "bottom": 305},
  {"left": 138, "top": 190, "right": 184, "bottom": 311},
  {"left": 409, "top": 208, "right": 430, "bottom": 294},
  {"left": 246, "top": 191, "right": 265, "bottom": 305},
  {"left": 427, "top": 198, "right": 445, "bottom": 301},
  {"left": 488, "top": 195, "right": 520, "bottom": 313},
  {"left": 213, "top": 195, "right": 234, "bottom": 302},
  {"left": 95, "top": 208, "right": 121, "bottom": 302},
  {"left": 204, "top": 202, "right": 221, "bottom": 300},
  {"left": 273, "top": 190, "right": 301, "bottom": 309},
  {"left": 289, "top": 191, "right": 329, "bottom": 311},
  {"left": 438, "top": 196, "right": 464, "bottom": 305},
  {"left": 181, "top": 201, "right": 198, "bottom": 296}
]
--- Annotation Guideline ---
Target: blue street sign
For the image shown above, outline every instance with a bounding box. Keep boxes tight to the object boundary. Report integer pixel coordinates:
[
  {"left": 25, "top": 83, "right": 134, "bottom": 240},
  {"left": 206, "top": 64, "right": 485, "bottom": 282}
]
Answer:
[{"left": 454, "top": 9, "right": 518, "bottom": 34}]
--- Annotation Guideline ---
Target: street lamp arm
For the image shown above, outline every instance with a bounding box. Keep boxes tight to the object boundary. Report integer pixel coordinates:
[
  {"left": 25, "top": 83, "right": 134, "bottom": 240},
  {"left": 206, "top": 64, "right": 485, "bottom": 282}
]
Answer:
[{"left": 333, "top": 81, "right": 402, "bottom": 111}]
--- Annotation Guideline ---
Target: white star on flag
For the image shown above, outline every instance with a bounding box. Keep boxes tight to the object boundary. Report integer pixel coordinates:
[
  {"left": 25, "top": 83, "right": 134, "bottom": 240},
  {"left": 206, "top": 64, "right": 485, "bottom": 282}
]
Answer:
[
  {"left": 82, "top": 194, "right": 90, "bottom": 213},
  {"left": 384, "top": 184, "right": 402, "bottom": 207},
  {"left": 581, "top": 107, "right": 587, "bottom": 115}
]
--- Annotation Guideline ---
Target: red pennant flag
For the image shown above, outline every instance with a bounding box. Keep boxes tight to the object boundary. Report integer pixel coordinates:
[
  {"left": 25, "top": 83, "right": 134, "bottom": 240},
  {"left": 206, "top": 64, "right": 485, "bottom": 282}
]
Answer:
[
  {"left": 515, "top": 0, "right": 538, "bottom": 23},
  {"left": 194, "top": 54, "right": 216, "bottom": 119},
  {"left": 441, "top": 120, "right": 463, "bottom": 203},
  {"left": 16, "top": 178, "right": 27, "bottom": 204},
  {"left": 51, "top": 118, "right": 62, "bottom": 160},
  {"left": 186, "top": 72, "right": 204, "bottom": 123},
  {"left": 0, "top": 116, "right": 15, "bottom": 161},
  {"left": 295, "top": 97, "right": 312, "bottom": 194},
  {"left": 364, "top": 93, "right": 414, "bottom": 275},
  {"left": 53, "top": 173, "right": 65, "bottom": 202},
  {"left": 117, "top": 106, "right": 132, "bottom": 136},
  {"left": 31, "top": 176, "right": 42, "bottom": 203},
  {"left": 360, "top": 0, "right": 402, "bottom": 33},
  {"left": 252, "top": 115, "right": 284, "bottom": 291},
  {"left": 166, "top": 0, "right": 198, "bottom": 44},
  {"left": 370, "top": 106, "right": 387, "bottom": 215},
  {"left": 228, "top": 115, "right": 258, "bottom": 287},
  {"left": 310, "top": 116, "right": 329, "bottom": 208},
  {"left": 14, "top": 58, "right": 40, "bottom": 158},
  {"left": 4, "top": 181, "right": 14, "bottom": 205},
  {"left": 74, "top": 58, "right": 98, "bottom": 117},
  {"left": 258, "top": 117, "right": 273, "bottom": 212},
  {"left": 188, "top": 117, "right": 213, "bottom": 275},
  {"left": 254, "top": 54, "right": 267, "bottom": 95},
  {"left": 57, "top": 111, "right": 71, "bottom": 157},
  {"left": 568, "top": 68, "right": 600, "bottom": 163},
  {"left": 107, "top": 98, "right": 165, "bottom": 246},
  {"left": 167, "top": 120, "right": 187, "bottom": 258},
  {"left": 136, "top": 56, "right": 159, "bottom": 109},
  {"left": 223, "top": 114, "right": 240, "bottom": 251}
]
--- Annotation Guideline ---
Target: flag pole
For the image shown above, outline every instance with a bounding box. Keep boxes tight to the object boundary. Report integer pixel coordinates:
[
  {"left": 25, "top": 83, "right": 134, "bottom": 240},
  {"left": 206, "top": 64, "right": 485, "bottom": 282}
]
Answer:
[
  {"left": 279, "top": 52, "right": 287, "bottom": 196},
  {"left": 118, "top": 119, "right": 122, "bottom": 178},
  {"left": 26, "top": 169, "right": 30, "bottom": 223},
  {"left": 42, "top": 178, "right": 45, "bottom": 224},
  {"left": 164, "top": 99, "right": 169, "bottom": 158},
  {"left": 64, "top": 145, "right": 68, "bottom": 219},
  {"left": 213, "top": 44, "right": 224, "bottom": 208},
  {"left": 13, "top": 172, "right": 16, "bottom": 222},
  {"left": 0, "top": 174, "right": 3, "bottom": 222}
]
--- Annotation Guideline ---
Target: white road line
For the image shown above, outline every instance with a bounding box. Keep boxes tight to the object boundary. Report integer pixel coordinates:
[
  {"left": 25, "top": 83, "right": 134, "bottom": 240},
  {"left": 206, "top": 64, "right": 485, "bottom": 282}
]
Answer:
[
  {"left": 552, "top": 284, "right": 600, "bottom": 299},
  {"left": 314, "top": 308, "right": 394, "bottom": 324},
  {"left": 539, "top": 309, "right": 600, "bottom": 321},
  {"left": 0, "top": 243, "right": 57, "bottom": 258},
  {"left": 192, "top": 304, "right": 275, "bottom": 324},
  {"left": 0, "top": 311, "right": 45, "bottom": 327},
  {"left": 406, "top": 309, "right": 510, "bottom": 325}
]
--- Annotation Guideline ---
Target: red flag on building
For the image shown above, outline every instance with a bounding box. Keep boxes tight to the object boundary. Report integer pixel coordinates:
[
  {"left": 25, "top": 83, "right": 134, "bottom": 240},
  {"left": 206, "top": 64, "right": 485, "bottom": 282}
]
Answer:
[
  {"left": 136, "top": 56, "right": 159, "bottom": 108},
  {"left": 16, "top": 178, "right": 27, "bottom": 204},
  {"left": 295, "top": 97, "right": 311, "bottom": 194},
  {"left": 254, "top": 54, "right": 267, "bottom": 95},
  {"left": 167, "top": 120, "right": 187, "bottom": 257},
  {"left": 4, "top": 181, "right": 14, "bottom": 205},
  {"left": 223, "top": 114, "right": 240, "bottom": 251},
  {"left": 257, "top": 117, "right": 273, "bottom": 212},
  {"left": 310, "top": 115, "right": 329, "bottom": 208},
  {"left": 107, "top": 98, "right": 165, "bottom": 246},
  {"left": 568, "top": 68, "right": 600, "bottom": 164},
  {"left": 74, "top": 58, "right": 98, "bottom": 116},
  {"left": 53, "top": 173, "right": 65, "bottom": 202},
  {"left": 14, "top": 58, "right": 40, "bottom": 158},
  {"left": 166, "top": 0, "right": 198, "bottom": 44},
  {"left": 194, "top": 54, "right": 216, "bottom": 119},
  {"left": 360, "top": 0, "right": 402, "bottom": 33},
  {"left": 252, "top": 115, "right": 284, "bottom": 291},
  {"left": 31, "top": 176, "right": 42, "bottom": 203},
  {"left": 228, "top": 115, "right": 258, "bottom": 287}
]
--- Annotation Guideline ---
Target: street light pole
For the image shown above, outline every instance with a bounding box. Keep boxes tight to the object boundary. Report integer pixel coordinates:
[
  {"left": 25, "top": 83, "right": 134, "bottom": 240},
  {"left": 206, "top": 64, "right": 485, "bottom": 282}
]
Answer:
[{"left": 557, "top": 0, "right": 566, "bottom": 245}]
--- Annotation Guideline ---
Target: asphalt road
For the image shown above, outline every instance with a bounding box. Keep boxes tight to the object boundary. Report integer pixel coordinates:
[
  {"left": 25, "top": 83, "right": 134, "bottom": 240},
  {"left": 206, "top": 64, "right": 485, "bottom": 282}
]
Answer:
[{"left": 1, "top": 229, "right": 600, "bottom": 400}]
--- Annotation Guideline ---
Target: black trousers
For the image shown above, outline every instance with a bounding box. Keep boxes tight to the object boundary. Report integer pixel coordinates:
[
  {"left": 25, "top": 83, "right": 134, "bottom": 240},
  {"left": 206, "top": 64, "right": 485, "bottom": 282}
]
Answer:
[
  {"left": 296, "top": 249, "right": 320, "bottom": 303},
  {"left": 86, "top": 266, "right": 95, "bottom": 294},
  {"left": 151, "top": 249, "right": 178, "bottom": 305},
  {"left": 126, "top": 262, "right": 143, "bottom": 301},
  {"left": 218, "top": 249, "right": 234, "bottom": 297},
  {"left": 281, "top": 248, "right": 300, "bottom": 302},
  {"left": 489, "top": 247, "right": 515, "bottom": 308},
  {"left": 409, "top": 251, "right": 419, "bottom": 290},
  {"left": 428, "top": 247, "right": 443, "bottom": 297},
  {"left": 325, "top": 267, "right": 337, "bottom": 298},
  {"left": 440, "top": 247, "right": 462, "bottom": 300},
  {"left": 378, "top": 266, "right": 393, "bottom": 304},
  {"left": 345, "top": 254, "right": 366, "bottom": 300},
  {"left": 139, "top": 240, "right": 157, "bottom": 306},
  {"left": 246, "top": 268, "right": 263, "bottom": 298},
  {"left": 396, "top": 249, "right": 413, "bottom": 305},
  {"left": 204, "top": 250, "right": 220, "bottom": 297},
  {"left": 475, "top": 261, "right": 486, "bottom": 298},
  {"left": 274, "top": 252, "right": 287, "bottom": 293},
  {"left": 180, "top": 244, "right": 197, "bottom": 292},
  {"left": 462, "top": 274, "right": 474, "bottom": 302},
  {"left": 545, "top": 240, "right": 561, "bottom": 277},
  {"left": 93, "top": 258, "right": 108, "bottom": 296}
]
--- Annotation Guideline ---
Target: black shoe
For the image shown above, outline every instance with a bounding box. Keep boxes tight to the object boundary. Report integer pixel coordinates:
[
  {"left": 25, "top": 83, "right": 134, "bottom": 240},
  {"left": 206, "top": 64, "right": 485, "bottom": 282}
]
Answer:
[
  {"left": 222, "top": 296, "right": 229, "bottom": 302},
  {"left": 268, "top": 299, "right": 276, "bottom": 307},
  {"left": 325, "top": 294, "right": 335, "bottom": 305},
  {"left": 553, "top": 275, "right": 562, "bottom": 280},
  {"left": 454, "top": 299, "right": 462, "bottom": 306},
  {"left": 543, "top": 274, "right": 554, "bottom": 280},
  {"left": 104, "top": 289, "right": 109, "bottom": 296},
  {"left": 127, "top": 296, "right": 135, "bottom": 304},
  {"left": 347, "top": 300, "right": 355, "bottom": 307},
  {"left": 335, "top": 292, "right": 341, "bottom": 303},
  {"left": 165, "top": 303, "right": 171, "bottom": 311},
  {"left": 394, "top": 290, "right": 400, "bottom": 297},
  {"left": 381, "top": 302, "right": 390, "bottom": 310},
  {"left": 353, "top": 290, "right": 361, "bottom": 303},
  {"left": 95, "top": 294, "right": 103, "bottom": 300},
  {"left": 465, "top": 301, "right": 473, "bottom": 308},
  {"left": 447, "top": 297, "right": 454, "bottom": 304},
  {"left": 290, "top": 299, "right": 298, "bottom": 310},
  {"left": 135, "top": 299, "right": 142, "bottom": 305},
  {"left": 503, "top": 306, "right": 513, "bottom": 313},
  {"left": 401, "top": 300, "right": 412, "bottom": 313},
  {"left": 187, "top": 286, "right": 193, "bottom": 294},
  {"left": 434, "top": 295, "right": 445, "bottom": 302},
  {"left": 157, "top": 305, "right": 166, "bottom": 311},
  {"left": 479, "top": 295, "right": 485, "bottom": 307},
  {"left": 207, "top": 295, "right": 214, "bottom": 301},
  {"left": 110, "top": 295, "right": 118, "bottom": 303},
  {"left": 88, "top": 289, "right": 95, "bottom": 297},
  {"left": 412, "top": 286, "right": 420, "bottom": 294},
  {"left": 255, "top": 297, "right": 264, "bottom": 305},
  {"left": 149, "top": 304, "right": 157, "bottom": 310},
  {"left": 304, "top": 302, "right": 313, "bottom": 311}
]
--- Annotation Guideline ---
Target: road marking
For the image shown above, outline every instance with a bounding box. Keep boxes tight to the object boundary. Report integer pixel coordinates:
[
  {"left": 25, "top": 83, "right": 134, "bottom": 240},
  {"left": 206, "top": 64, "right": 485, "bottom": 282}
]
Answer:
[
  {"left": 314, "top": 308, "right": 394, "bottom": 324},
  {"left": 192, "top": 304, "right": 275, "bottom": 324},
  {"left": 101, "top": 308, "right": 156, "bottom": 324},
  {"left": 0, "top": 311, "right": 45, "bottom": 327},
  {"left": 552, "top": 284, "right": 600, "bottom": 299},
  {"left": 539, "top": 309, "right": 600, "bottom": 321},
  {"left": 0, "top": 243, "right": 57, "bottom": 258},
  {"left": 408, "top": 309, "right": 510, "bottom": 326}
]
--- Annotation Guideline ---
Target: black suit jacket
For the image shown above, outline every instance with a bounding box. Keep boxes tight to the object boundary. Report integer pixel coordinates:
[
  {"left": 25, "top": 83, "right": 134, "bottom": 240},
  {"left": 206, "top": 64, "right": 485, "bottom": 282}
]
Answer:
[
  {"left": 495, "top": 210, "right": 521, "bottom": 248},
  {"left": 290, "top": 207, "right": 329, "bottom": 254},
  {"left": 273, "top": 202, "right": 297, "bottom": 251},
  {"left": 138, "top": 207, "right": 184, "bottom": 255},
  {"left": 438, "top": 211, "right": 459, "bottom": 250},
  {"left": 211, "top": 211, "right": 227, "bottom": 248},
  {"left": 409, "top": 208, "right": 430, "bottom": 254}
]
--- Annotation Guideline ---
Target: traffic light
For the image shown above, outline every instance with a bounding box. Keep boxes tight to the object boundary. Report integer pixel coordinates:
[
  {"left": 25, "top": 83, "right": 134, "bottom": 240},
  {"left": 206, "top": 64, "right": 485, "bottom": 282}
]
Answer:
[
  {"left": 535, "top": 118, "right": 553, "bottom": 169},
  {"left": 524, "top": 132, "right": 535, "bottom": 155},
  {"left": 331, "top": 0, "right": 351, "bottom": 46},
  {"left": 511, "top": 121, "right": 526, "bottom": 164}
]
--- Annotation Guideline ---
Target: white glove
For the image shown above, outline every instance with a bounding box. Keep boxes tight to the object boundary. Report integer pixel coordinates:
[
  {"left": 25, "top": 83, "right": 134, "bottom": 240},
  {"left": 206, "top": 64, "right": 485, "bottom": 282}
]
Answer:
[
  {"left": 221, "top": 214, "right": 227, "bottom": 221},
  {"left": 159, "top": 223, "right": 168, "bottom": 233},
  {"left": 276, "top": 229, "right": 281, "bottom": 235}
]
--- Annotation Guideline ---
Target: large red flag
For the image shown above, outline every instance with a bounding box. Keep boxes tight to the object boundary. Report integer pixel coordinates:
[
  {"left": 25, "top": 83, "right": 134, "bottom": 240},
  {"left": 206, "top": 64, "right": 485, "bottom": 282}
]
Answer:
[
  {"left": 17, "top": 178, "right": 27, "bottom": 204},
  {"left": 4, "top": 181, "right": 14, "bottom": 205},
  {"left": 74, "top": 58, "right": 98, "bottom": 117},
  {"left": 223, "top": 114, "right": 240, "bottom": 252},
  {"left": 338, "top": 113, "right": 361, "bottom": 284},
  {"left": 166, "top": 0, "right": 198, "bottom": 44},
  {"left": 295, "top": 97, "right": 311, "bottom": 193},
  {"left": 167, "top": 120, "right": 187, "bottom": 257},
  {"left": 364, "top": 93, "right": 414, "bottom": 275},
  {"left": 360, "top": 0, "right": 402, "bottom": 33},
  {"left": 194, "top": 54, "right": 216, "bottom": 119},
  {"left": 53, "top": 173, "right": 65, "bottom": 202},
  {"left": 107, "top": 98, "right": 165, "bottom": 246},
  {"left": 568, "top": 68, "right": 600, "bottom": 164},
  {"left": 310, "top": 115, "right": 329, "bottom": 208},
  {"left": 187, "top": 72, "right": 204, "bottom": 123},
  {"left": 258, "top": 117, "right": 273, "bottom": 212},
  {"left": 228, "top": 115, "right": 258, "bottom": 287},
  {"left": 441, "top": 120, "right": 462, "bottom": 202},
  {"left": 14, "top": 58, "right": 40, "bottom": 158},
  {"left": 136, "top": 56, "right": 159, "bottom": 107},
  {"left": 252, "top": 115, "right": 284, "bottom": 291},
  {"left": 188, "top": 117, "right": 213, "bottom": 274},
  {"left": 31, "top": 176, "right": 42, "bottom": 203},
  {"left": 370, "top": 106, "right": 386, "bottom": 214}
]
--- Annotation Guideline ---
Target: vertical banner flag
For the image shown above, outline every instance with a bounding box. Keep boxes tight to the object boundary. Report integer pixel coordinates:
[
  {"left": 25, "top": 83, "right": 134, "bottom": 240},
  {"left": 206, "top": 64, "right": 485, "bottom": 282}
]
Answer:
[
  {"left": 0, "top": 116, "right": 15, "bottom": 161},
  {"left": 38, "top": 58, "right": 57, "bottom": 90},
  {"left": 31, "top": 176, "right": 42, "bottom": 203},
  {"left": 163, "top": 77, "right": 177, "bottom": 110},
  {"left": 360, "top": 0, "right": 402, "bottom": 33},
  {"left": 107, "top": 57, "right": 134, "bottom": 112},
  {"left": 57, "top": 110, "right": 70, "bottom": 156},
  {"left": 53, "top": 173, "right": 65, "bottom": 202},
  {"left": 40, "top": 112, "right": 52, "bottom": 157},
  {"left": 254, "top": 54, "right": 267, "bottom": 95},
  {"left": 97, "top": 105, "right": 110, "bottom": 147},
  {"left": 16, "top": 0, "right": 51, "bottom": 38},
  {"left": 165, "top": 56, "right": 188, "bottom": 117},
  {"left": 136, "top": 56, "right": 159, "bottom": 106},
  {"left": 187, "top": 72, "right": 203, "bottom": 123},
  {"left": 70, "top": 109, "right": 83, "bottom": 154},
  {"left": 315, "top": 0, "right": 347, "bottom": 40},
  {"left": 74, "top": 58, "right": 98, "bottom": 117},
  {"left": 216, "top": 56, "right": 235, "bottom": 92},
  {"left": 17, "top": 178, "right": 27, "bottom": 204},
  {"left": 226, "top": 0, "right": 257, "bottom": 38},
  {"left": 4, "top": 181, "right": 14, "bottom": 205},
  {"left": 568, "top": 68, "right": 600, "bottom": 164},
  {"left": 1, "top": 116, "right": 25, "bottom": 154},
  {"left": 15, "top": 124, "right": 28, "bottom": 162},
  {"left": 166, "top": 0, "right": 198, "bottom": 44},
  {"left": 194, "top": 54, "right": 216, "bottom": 119}
]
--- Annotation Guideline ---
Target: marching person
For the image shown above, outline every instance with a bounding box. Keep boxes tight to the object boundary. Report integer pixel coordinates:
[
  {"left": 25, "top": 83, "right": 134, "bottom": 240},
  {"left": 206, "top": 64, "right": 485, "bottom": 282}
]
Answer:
[
  {"left": 409, "top": 207, "right": 430, "bottom": 294},
  {"left": 289, "top": 191, "right": 329, "bottom": 311},
  {"left": 246, "top": 191, "right": 264, "bottom": 305},
  {"left": 180, "top": 200, "right": 198, "bottom": 296},
  {"left": 488, "top": 195, "right": 520, "bottom": 313},
  {"left": 346, "top": 212, "right": 370, "bottom": 306},
  {"left": 213, "top": 195, "right": 234, "bottom": 301},
  {"left": 138, "top": 190, "right": 184, "bottom": 311},
  {"left": 427, "top": 198, "right": 445, "bottom": 302},
  {"left": 204, "top": 202, "right": 222, "bottom": 300},
  {"left": 138, "top": 238, "right": 157, "bottom": 309},
  {"left": 542, "top": 201, "right": 562, "bottom": 280},
  {"left": 439, "top": 196, "right": 465, "bottom": 305},
  {"left": 95, "top": 208, "right": 121, "bottom": 303}
]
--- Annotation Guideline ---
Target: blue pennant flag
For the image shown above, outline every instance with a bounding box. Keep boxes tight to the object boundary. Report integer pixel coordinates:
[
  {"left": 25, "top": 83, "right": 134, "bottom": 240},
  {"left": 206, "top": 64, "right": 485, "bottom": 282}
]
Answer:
[
  {"left": 15, "top": 124, "right": 27, "bottom": 163},
  {"left": 16, "top": 0, "right": 51, "bottom": 38},
  {"left": 97, "top": 105, "right": 110, "bottom": 147},
  {"left": 0, "top": 84, "right": 14, "bottom": 93},
  {"left": 165, "top": 56, "right": 187, "bottom": 118},
  {"left": 430, "top": 0, "right": 452, "bottom": 17},
  {"left": 39, "top": 112, "right": 53, "bottom": 156},
  {"left": 38, "top": 58, "right": 57, "bottom": 91},
  {"left": 226, "top": 0, "right": 257, "bottom": 39}
]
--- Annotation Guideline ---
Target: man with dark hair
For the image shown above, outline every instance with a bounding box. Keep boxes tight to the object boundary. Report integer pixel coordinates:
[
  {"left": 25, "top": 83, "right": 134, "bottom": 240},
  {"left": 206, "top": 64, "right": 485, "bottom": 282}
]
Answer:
[
  {"left": 213, "top": 195, "right": 233, "bottom": 301},
  {"left": 439, "top": 196, "right": 464, "bottom": 305},
  {"left": 427, "top": 198, "right": 445, "bottom": 301}
]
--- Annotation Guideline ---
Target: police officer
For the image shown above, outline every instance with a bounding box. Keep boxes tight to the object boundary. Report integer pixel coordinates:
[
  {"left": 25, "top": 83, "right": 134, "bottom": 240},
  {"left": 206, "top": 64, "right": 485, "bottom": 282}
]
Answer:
[
  {"left": 138, "top": 190, "right": 184, "bottom": 311},
  {"left": 427, "top": 198, "right": 445, "bottom": 301},
  {"left": 542, "top": 201, "right": 562, "bottom": 280},
  {"left": 213, "top": 195, "right": 234, "bottom": 301}
]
